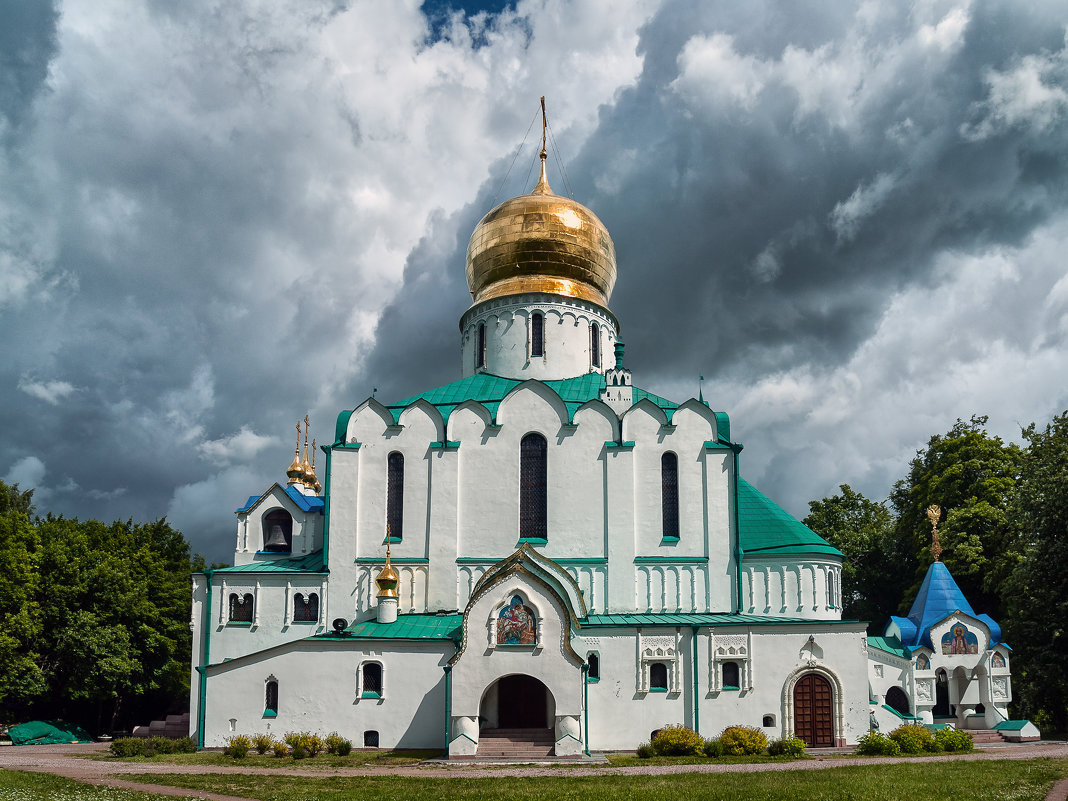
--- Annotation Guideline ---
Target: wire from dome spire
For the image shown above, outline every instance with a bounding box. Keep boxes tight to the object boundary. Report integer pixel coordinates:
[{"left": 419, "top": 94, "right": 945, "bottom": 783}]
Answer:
[{"left": 532, "top": 96, "right": 552, "bottom": 195}]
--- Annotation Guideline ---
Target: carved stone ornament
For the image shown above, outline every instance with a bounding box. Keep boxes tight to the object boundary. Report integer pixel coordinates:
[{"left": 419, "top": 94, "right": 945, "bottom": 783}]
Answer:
[
  {"left": 917, "top": 680, "right": 933, "bottom": 702},
  {"left": 993, "top": 677, "right": 1008, "bottom": 699}
]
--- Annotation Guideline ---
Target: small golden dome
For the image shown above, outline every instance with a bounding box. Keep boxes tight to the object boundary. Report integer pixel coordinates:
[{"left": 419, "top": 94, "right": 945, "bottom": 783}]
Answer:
[
  {"left": 286, "top": 421, "right": 304, "bottom": 484},
  {"left": 466, "top": 159, "right": 617, "bottom": 307},
  {"left": 375, "top": 543, "right": 399, "bottom": 599}
]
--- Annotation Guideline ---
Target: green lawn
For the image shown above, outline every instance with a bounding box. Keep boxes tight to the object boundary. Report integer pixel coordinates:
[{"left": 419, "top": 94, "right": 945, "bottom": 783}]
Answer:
[
  {"left": 88, "top": 749, "right": 440, "bottom": 770},
  {"left": 0, "top": 769, "right": 196, "bottom": 801},
  {"left": 119, "top": 758, "right": 1068, "bottom": 801}
]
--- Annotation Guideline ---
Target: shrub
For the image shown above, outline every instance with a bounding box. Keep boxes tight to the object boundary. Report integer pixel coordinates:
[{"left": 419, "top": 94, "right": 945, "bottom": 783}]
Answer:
[
  {"left": 325, "top": 733, "right": 352, "bottom": 756},
  {"left": 702, "top": 737, "right": 723, "bottom": 757},
  {"left": 109, "top": 737, "right": 150, "bottom": 758},
  {"left": 251, "top": 734, "right": 274, "bottom": 755},
  {"left": 150, "top": 736, "right": 195, "bottom": 755},
  {"left": 272, "top": 741, "right": 289, "bottom": 757},
  {"left": 284, "top": 732, "right": 325, "bottom": 758},
  {"left": 768, "top": 734, "right": 806, "bottom": 758},
  {"left": 935, "top": 727, "right": 974, "bottom": 753},
  {"left": 651, "top": 725, "right": 705, "bottom": 756},
  {"left": 636, "top": 742, "right": 654, "bottom": 759},
  {"left": 856, "top": 731, "right": 901, "bottom": 756},
  {"left": 223, "top": 735, "right": 251, "bottom": 759},
  {"left": 889, "top": 723, "right": 935, "bottom": 755},
  {"left": 719, "top": 726, "right": 768, "bottom": 756}
]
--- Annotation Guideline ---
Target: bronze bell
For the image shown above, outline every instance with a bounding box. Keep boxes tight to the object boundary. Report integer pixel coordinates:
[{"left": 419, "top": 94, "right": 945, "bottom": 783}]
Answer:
[{"left": 263, "top": 524, "right": 288, "bottom": 551}]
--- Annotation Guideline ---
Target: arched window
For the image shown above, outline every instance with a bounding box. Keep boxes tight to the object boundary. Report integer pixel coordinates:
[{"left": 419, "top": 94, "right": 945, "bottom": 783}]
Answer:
[
  {"left": 587, "top": 652, "right": 600, "bottom": 680},
  {"left": 530, "top": 312, "right": 544, "bottom": 357},
  {"left": 364, "top": 730, "right": 379, "bottom": 747},
  {"left": 293, "top": 592, "right": 319, "bottom": 622},
  {"left": 265, "top": 679, "right": 278, "bottom": 716},
  {"left": 386, "top": 452, "right": 403, "bottom": 541},
  {"left": 762, "top": 714, "right": 776, "bottom": 727},
  {"left": 362, "top": 663, "right": 383, "bottom": 698},
  {"left": 649, "top": 662, "right": 668, "bottom": 691},
  {"left": 476, "top": 322, "right": 486, "bottom": 369},
  {"left": 661, "top": 452, "right": 679, "bottom": 541},
  {"left": 228, "top": 593, "right": 254, "bottom": 623},
  {"left": 885, "top": 686, "right": 910, "bottom": 716},
  {"left": 262, "top": 509, "right": 293, "bottom": 552},
  {"left": 722, "top": 661, "right": 740, "bottom": 689},
  {"left": 519, "top": 433, "right": 547, "bottom": 541},
  {"left": 590, "top": 322, "right": 600, "bottom": 367}
]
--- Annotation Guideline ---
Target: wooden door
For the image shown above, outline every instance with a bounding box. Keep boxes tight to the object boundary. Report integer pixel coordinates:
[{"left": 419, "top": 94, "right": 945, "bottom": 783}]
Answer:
[{"left": 793, "top": 673, "right": 834, "bottom": 747}]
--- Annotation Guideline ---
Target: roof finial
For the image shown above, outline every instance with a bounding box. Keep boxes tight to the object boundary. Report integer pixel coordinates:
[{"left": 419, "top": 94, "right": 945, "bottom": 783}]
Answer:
[
  {"left": 699, "top": 375, "right": 705, "bottom": 404},
  {"left": 927, "top": 504, "right": 942, "bottom": 562},
  {"left": 286, "top": 420, "right": 304, "bottom": 484},
  {"left": 300, "top": 414, "right": 314, "bottom": 487},
  {"left": 310, "top": 437, "right": 322, "bottom": 493},
  {"left": 533, "top": 96, "right": 552, "bottom": 195}
]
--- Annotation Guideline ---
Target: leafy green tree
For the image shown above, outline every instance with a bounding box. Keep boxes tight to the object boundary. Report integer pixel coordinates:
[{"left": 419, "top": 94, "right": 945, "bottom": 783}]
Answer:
[
  {"left": 1006, "top": 411, "right": 1068, "bottom": 732},
  {"left": 0, "top": 485, "right": 45, "bottom": 712},
  {"left": 889, "top": 416, "right": 1021, "bottom": 618},
  {"left": 804, "top": 485, "right": 908, "bottom": 630}
]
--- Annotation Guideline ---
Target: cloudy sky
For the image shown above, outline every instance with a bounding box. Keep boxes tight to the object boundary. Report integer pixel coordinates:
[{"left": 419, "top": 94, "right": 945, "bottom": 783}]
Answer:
[{"left": 3, "top": 0, "right": 1067, "bottom": 563}]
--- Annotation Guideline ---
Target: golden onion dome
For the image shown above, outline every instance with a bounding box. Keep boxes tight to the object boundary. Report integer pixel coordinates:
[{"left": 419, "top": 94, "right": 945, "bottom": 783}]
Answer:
[
  {"left": 375, "top": 543, "right": 399, "bottom": 599},
  {"left": 466, "top": 158, "right": 616, "bottom": 307}
]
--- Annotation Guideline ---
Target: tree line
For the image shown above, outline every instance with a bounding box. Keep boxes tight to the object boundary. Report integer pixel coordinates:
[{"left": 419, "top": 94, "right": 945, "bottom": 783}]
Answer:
[
  {"left": 804, "top": 412, "right": 1068, "bottom": 734},
  {"left": 0, "top": 482, "right": 204, "bottom": 735}
]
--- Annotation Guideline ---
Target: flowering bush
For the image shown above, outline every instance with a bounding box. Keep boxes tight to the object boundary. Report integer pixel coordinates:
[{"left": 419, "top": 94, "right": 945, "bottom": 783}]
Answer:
[
  {"left": 856, "top": 731, "right": 901, "bottom": 756},
  {"left": 718, "top": 726, "right": 768, "bottom": 756},
  {"left": 223, "top": 735, "right": 252, "bottom": 759},
  {"left": 651, "top": 725, "right": 705, "bottom": 756},
  {"left": 325, "top": 732, "right": 353, "bottom": 756},
  {"left": 767, "top": 734, "right": 806, "bottom": 757},
  {"left": 889, "top": 724, "right": 935, "bottom": 755},
  {"left": 636, "top": 742, "right": 655, "bottom": 758},
  {"left": 935, "top": 727, "right": 974, "bottom": 753},
  {"left": 251, "top": 734, "right": 274, "bottom": 755}
]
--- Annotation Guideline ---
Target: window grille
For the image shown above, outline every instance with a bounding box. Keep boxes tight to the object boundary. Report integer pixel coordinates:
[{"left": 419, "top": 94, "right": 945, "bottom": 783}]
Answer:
[
  {"left": 362, "top": 663, "right": 383, "bottom": 697},
  {"left": 591, "top": 323, "right": 600, "bottom": 367},
  {"left": 265, "top": 680, "right": 278, "bottom": 714},
  {"left": 364, "top": 730, "right": 379, "bottom": 747},
  {"left": 293, "top": 592, "right": 319, "bottom": 622},
  {"left": 520, "top": 433, "right": 547, "bottom": 541},
  {"left": 228, "top": 593, "right": 254, "bottom": 623},
  {"left": 661, "top": 452, "right": 679, "bottom": 540},
  {"left": 722, "top": 661, "right": 740, "bottom": 689},
  {"left": 386, "top": 452, "right": 403, "bottom": 541},
  {"left": 530, "top": 313, "right": 544, "bottom": 357},
  {"left": 477, "top": 323, "right": 486, "bottom": 369}
]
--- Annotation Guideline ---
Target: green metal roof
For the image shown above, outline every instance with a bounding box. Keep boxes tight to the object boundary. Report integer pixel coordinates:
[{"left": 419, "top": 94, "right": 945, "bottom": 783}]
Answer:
[
  {"left": 208, "top": 550, "right": 327, "bottom": 575},
  {"left": 582, "top": 612, "right": 854, "bottom": 627},
  {"left": 317, "top": 613, "right": 463, "bottom": 641},
  {"left": 867, "top": 635, "right": 912, "bottom": 660},
  {"left": 993, "top": 720, "right": 1032, "bottom": 731},
  {"left": 738, "top": 479, "right": 843, "bottom": 557}
]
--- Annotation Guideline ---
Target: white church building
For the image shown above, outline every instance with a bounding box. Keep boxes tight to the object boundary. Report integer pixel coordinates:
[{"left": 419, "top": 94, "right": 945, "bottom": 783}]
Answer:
[{"left": 189, "top": 142, "right": 1020, "bottom": 756}]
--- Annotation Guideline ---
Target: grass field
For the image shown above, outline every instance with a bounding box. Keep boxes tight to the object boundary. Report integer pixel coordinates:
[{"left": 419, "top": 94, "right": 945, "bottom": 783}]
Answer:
[
  {"left": 3, "top": 757, "right": 1067, "bottom": 801},
  {"left": 87, "top": 748, "right": 442, "bottom": 769}
]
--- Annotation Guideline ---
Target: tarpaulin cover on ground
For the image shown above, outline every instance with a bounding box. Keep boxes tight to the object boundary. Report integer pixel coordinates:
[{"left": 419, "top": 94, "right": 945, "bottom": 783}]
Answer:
[{"left": 7, "top": 721, "right": 93, "bottom": 745}]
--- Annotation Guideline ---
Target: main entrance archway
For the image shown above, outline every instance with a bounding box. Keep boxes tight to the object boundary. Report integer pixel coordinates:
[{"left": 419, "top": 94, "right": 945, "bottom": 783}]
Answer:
[
  {"left": 479, "top": 674, "right": 555, "bottom": 730},
  {"left": 793, "top": 673, "right": 834, "bottom": 747}
]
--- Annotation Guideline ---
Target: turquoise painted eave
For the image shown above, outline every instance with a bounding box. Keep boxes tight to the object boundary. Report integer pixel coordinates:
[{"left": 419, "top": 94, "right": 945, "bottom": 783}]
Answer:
[
  {"left": 737, "top": 479, "right": 842, "bottom": 558},
  {"left": 583, "top": 612, "right": 863, "bottom": 627},
  {"left": 867, "top": 634, "right": 912, "bottom": 660},
  {"left": 315, "top": 613, "right": 463, "bottom": 642},
  {"left": 210, "top": 550, "right": 328, "bottom": 575}
]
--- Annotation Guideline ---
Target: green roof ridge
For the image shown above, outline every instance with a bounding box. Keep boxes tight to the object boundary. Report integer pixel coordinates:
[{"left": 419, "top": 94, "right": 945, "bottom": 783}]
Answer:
[{"left": 737, "top": 479, "right": 843, "bottom": 557}]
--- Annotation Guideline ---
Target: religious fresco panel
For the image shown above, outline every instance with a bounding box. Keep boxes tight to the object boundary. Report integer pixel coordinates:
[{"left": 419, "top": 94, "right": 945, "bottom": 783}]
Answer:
[
  {"left": 497, "top": 595, "right": 537, "bottom": 645},
  {"left": 941, "top": 623, "right": 979, "bottom": 655}
]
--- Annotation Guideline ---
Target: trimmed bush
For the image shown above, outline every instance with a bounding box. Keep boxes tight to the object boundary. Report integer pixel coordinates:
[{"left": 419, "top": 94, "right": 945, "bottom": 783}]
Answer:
[
  {"left": 109, "top": 736, "right": 196, "bottom": 758},
  {"left": 935, "top": 727, "right": 974, "bottom": 753},
  {"left": 856, "top": 731, "right": 901, "bottom": 756},
  {"left": 284, "top": 732, "right": 325, "bottom": 758},
  {"left": 702, "top": 737, "right": 723, "bottom": 758},
  {"left": 719, "top": 726, "right": 768, "bottom": 756},
  {"left": 109, "top": 737, "right": 149, "bottom": 758},
  {"left": 768, "top": 734, "right": 806, "bottom": 758},
  {"left": 272, "top": 741, "right": 289, "bottom": 758},
  {"left": 651, "top": 725, "right": 705, "bottom": 756},
  {"left": 252, "top": 734, "right": 274, "bottom": 755},
  {"left": 326, "top": 733, "right": 352, "bottom": 756},
  {"left": 224, "top": 735, "right": 252, "bottom": 759},
  {"left": 889, "top": 723, "right": 935, "bottom": 755},
  {"left": 636, "top": 742, "right": 654, "bottom": 759}
]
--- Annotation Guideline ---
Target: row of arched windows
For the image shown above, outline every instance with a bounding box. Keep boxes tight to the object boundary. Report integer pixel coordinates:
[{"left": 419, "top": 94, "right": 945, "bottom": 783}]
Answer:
[
  {"left": 383, "top": 440, "right": 681, "bottom": 543},
  {"left": 227, "top": 592, "right": 320, "bottom": 624},
  {"left": 472, "top": 316, "right": 604, "bottom": 369}
]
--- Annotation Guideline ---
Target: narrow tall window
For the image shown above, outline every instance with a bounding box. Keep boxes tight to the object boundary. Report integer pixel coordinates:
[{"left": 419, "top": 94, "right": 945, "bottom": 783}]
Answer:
[
  {"left": 476, "top": 322, "right": 486, "bottom": 369},
  {"left": 649, "top": 662, "right": 668, "bottom": 691},
  {"left": 519, "top": 433, "right": 547, "bottom": 541},
  {"left": 722, "top": 661, "right": 740, "bottom": 689},
  {"left": 587, "top": 652, "right": 600, "bottom": 680},
  {"left": 265, "top": 680, "right": 278, "bottom": 715},
  {"left": 386, "top": 452, "right": 403, "bottom": 541},
  {"left": 530, "top": 312, "right": 544, "bottom": 357},
  {"left": 590, "top": 322, "right": 600, "bottom": 367},
  {"left": 661, "top": 452, "right": 679, "bottom": 540},
  {"left": 229, "top": 593, "right": 254, "bottom": 623},
  {"left": 293, "top": 592, "right": 319, "bottom": 622},
  {"left": 362, "top": 663, "right": 383, "bottom": 698}
]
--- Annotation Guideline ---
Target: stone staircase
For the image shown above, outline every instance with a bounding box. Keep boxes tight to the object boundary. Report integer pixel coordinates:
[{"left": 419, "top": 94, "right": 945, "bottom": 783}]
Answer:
[
  {"left": 968, "top": 729, "right": 1006, "bottom": 745},
  {"left": 130, "top": 712, "right": 190, "bottom": 739},
  {"left": 476, "top": 728, "right": 555, "bottom": 759}
]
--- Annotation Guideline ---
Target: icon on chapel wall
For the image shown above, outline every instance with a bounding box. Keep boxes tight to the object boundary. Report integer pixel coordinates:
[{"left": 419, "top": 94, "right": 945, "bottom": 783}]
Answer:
[
  {"left": 497, "top": 595, "right": 537, "bottom": 645},
  {"left": 941, "top": 623, "right": 979, "bottom": 655},
  {"left": 991, "top": 652, "right": 1006, "bottom": 668},
  {"left": 916, "top": 653, "right": 930, "bottom": 670}
]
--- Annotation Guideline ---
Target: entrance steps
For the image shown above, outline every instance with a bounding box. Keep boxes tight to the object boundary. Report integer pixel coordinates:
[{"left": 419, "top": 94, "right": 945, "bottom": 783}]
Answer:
[
  {"left": 968, "top": 729, "right": 1006, "bottom": 744},
  {"left": 476, "top": 728, "right": 555, "bottom": 759}
]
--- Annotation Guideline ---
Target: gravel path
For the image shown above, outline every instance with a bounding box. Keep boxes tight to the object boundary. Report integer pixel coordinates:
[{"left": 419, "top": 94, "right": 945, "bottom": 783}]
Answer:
[{"left": 2, "top": 741, "right": 1067, "bottom": 799}]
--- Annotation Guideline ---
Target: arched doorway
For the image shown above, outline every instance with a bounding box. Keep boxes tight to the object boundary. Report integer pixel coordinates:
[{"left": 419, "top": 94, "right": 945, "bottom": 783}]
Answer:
[
  {"left": 793, "top": 673, "right": 834, "bottom": 747},
  {"left": 480, "top": 675, "right": 554, "bottom": 730},
  {"left": 933, "top": 669, "right": 950, "bottom": 717},
  {"left": 885, "top": 686, "right": 910, "bottom": 717}
]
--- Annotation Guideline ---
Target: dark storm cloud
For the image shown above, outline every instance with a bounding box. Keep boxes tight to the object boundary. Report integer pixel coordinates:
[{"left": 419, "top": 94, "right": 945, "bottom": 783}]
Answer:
[{"left": 0, "top": 0, "right": 59, "bottom": 132}]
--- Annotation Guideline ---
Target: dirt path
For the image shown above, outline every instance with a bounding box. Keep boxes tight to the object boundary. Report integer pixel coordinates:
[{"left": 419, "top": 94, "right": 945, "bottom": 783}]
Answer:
[{"left": 2, "top": 741, "right": 1067, "bottom": 799}]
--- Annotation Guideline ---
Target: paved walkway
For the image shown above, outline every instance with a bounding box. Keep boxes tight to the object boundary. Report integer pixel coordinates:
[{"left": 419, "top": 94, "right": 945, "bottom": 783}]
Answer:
[{"left": 1, "top": 741, "right": 1067, "bottom": 800}]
